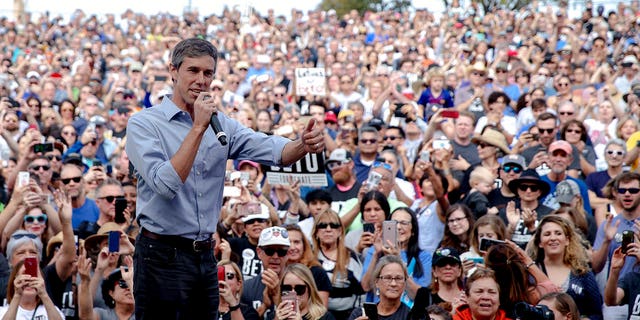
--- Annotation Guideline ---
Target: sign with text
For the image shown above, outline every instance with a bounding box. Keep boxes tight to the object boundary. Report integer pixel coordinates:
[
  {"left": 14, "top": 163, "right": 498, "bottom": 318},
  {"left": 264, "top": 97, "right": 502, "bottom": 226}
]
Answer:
[
  {"left": 265, "top": 153, "right": 328, "bottom": 187},
  {"left": 295, "top": 68, "right": 326, "bottom": 96}
]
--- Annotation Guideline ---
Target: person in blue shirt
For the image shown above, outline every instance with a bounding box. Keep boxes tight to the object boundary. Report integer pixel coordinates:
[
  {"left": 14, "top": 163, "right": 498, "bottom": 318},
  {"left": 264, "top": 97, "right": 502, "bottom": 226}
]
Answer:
[{"left": 125, "top": 38, "right": 324, "bottom": 320}]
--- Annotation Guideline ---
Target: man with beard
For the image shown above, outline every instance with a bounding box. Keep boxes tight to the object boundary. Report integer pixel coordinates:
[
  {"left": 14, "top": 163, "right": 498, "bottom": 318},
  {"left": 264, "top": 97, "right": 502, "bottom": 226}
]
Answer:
[
  {"left": 539, "top": 140, "right": 592, "bottom": 213},
  {"left": 323, "top": 148, "right": 361, "bottom": 213},
  {"left": 592, "top": 172, "right": 640, "bottom": 276},
  {"left": 59, "top": 162, "right": 99, "bottom": 231}
]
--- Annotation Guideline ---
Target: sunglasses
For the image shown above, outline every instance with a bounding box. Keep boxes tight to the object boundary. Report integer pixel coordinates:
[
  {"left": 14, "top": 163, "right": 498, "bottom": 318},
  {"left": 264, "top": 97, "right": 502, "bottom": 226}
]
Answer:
[
  {"left": 61, "top": 176, "right": 82, "bottom": 185},
  {"left": 383, "top": 136, "right": 399, "bottom": 141},
  {"left": 262, "top": 247, "right": 288, "bottom": 257},
  {"left": 99, "top": 195, "right": 125, "bottom": 203},
  {"left": 617, "top": 188, "right": 640, "bottom": 195},
  {"left": 565, "top": 128, "right": 580, "bottom": 133},
  {"left": 12, "top": 233, "right": 38, "bottom": 240},
  {"left": 359, "top": 139, "right": 377, "bottom": 144},
  {"left": 477, "top": 142, "right": 493, "bottom": 149},
  {"left": 326, "top": 161, "right": 349, "bottom": 170},
  {"left": 502, "top": 165, "right": 522, "bottom": 174},
  {"left": 281, "top": 284, "right": 307, "bottom": 296},
  {"left": 245, "top": 218, "right": 268, "bottom": 225},
  {"left": 29, "top": 165, "right": 50, "bottom": 171},
  {"left": 538, "top": 128, "right": 554, "bottom": 134},
  {"left": 46, "top": 155, "right": 62, "bottom": 161},
  {"left": 117, "top": 279, "right": 129, "bottom": 289},
  {"left": 518, "top": 185, "right": 540, "bottom": 192},
  {"left": 559, "top": 112, "right": 574, "bottom": 116},
  {"left": 373, "top": 162, "right": 392, "bottom": 171},
  {"left": 607, "top": 150, "right": 624, "bottom": 156},
  {"left": 225, "top": 272, "right": 237, "bottom": 281},
  {"left": 317, "top": 222, "right": 341, "bottom": 230},
  {"left": 24, "top": 215, "right": 47, "bottom": 224}
]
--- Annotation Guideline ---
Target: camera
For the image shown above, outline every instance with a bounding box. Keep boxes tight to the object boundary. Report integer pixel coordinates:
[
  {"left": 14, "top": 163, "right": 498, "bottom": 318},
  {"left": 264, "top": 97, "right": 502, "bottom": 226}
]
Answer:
[{"left": 515, "top": 302, "right": 554, "bottom": 320}]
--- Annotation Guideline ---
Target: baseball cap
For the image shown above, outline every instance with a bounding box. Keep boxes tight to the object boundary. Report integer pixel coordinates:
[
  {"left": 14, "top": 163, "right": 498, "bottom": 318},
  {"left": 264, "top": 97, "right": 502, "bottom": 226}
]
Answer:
[
  {"left": 258, "top": 227, "right": 290, "bottom": 247},
  {"left": 502, "top": 154, "right": 526, "bottom": 169},
  {"left": 324, "top": 111, "right": 337, "bottom": 124},
  {"left": 90, "top": 115, "right": 107, "bottom": 126},
  {"left": 556, "top": 180, "right": 580, "bottom": 204},
  {"left": 238, "top": 160, "right": 260, "bottom": 170},
  {"left": 549, "top": 140, "right": 572, "bottom": 155},
  {"left": 26, "top": 71, "right": 40, "bottom": 80},
  {"left": 432, "top": 247, "right": 461, "bottom": 266},
  {"left": 325, "top": 148, "right": 352, "bottom": 169},
  {"left": 241, "top": 203, "right": 270, "bottom": 223},
  {"left": 235, "top": 61, "right": 249, "bottom": 70}
]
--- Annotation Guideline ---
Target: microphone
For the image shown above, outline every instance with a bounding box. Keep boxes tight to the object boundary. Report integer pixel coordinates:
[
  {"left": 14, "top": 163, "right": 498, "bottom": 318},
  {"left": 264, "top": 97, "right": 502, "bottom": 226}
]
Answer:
[{"left": 210, "top": 112, "right": 228, "bottom": 146}]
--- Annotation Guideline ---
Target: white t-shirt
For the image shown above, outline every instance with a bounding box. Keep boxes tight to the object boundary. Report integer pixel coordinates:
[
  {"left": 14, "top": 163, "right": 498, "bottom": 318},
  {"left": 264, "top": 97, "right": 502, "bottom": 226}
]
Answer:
[{"left": 0, "top": 304, "right": 65, "bottom": 319}]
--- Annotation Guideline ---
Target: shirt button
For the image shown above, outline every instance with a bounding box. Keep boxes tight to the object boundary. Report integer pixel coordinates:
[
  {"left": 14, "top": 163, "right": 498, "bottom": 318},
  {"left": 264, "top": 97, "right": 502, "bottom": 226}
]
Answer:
[
  {"left": 196, "top": 171, "right": 200, "bottom": 175},
  {"left": 198, "top": 193, "right": 202, "bottom": 197}
]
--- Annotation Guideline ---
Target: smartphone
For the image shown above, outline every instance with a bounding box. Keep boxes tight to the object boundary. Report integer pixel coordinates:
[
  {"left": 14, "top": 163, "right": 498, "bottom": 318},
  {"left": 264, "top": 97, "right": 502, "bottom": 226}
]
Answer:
[
  {"left": 363, "top": 302, "right": 378, "bottom": 320},
  {"left": 155, "top": 75, "right": 167, "bottom": 82},
  {"left": 240, "top": 202, "right": 261, "bottom": 217},
  {"left": 382, "top": 220, "right": 398, "bottom": 248},
  {"left": 114, "top": 197, "right": 127, "bottom": 224},
  {"left": 93, "top": 160, "right": 103, "bottom": 167},
  {"left": 479, "top": 237, "right": 505, "bottom": 252},
  {"left": 108, "top": 231, "right": 120, "bottom": 253},
  {"left": 432, "top": 138, "right": 451, "bottom": 149},
  {"left": 223, "top": 186, "right": 241, "bottom": 198},
  {"left": 281, "top": 290, "right": 297, "bottom": 311},
  {"left": 33, "top": 143, "right": 54, "bottom": 154},
  {"left": 274, "top": 125, "right": 294, "bottom": 136},
  {"left": 256, "top": 74, "right": 269, "bottom": 83},
  {"left": 240, "top": 172, "right": 250, "bottom": 187},
  {"left": 217, "top": 265, "right": 226, "bottom": 282},
  {"left": 74, "top": 234, "right": 79, "bottom": 256},
  {"left": 622, "top": 230, "right": 634, "bottom": 254},
  {"left": 24, "top": 257, "right": 38, "bottom": 278},
  {"left": 366, "top": 171, "right": 383, "bottom": 191},
  {"left": 466, "top": 257, "right": 485, "bottom": 264},
  {"left": 441, "top": 109, "right": 459, "bottom": 118},
  {"left": 17, "top": 171, "right": 30, "bottom": 188},
  {"left": 363, "top": 222, "right": 375, "bottom": 234},
  {"left": 420, "top": 150, "right": 430, "bottom": 162}
]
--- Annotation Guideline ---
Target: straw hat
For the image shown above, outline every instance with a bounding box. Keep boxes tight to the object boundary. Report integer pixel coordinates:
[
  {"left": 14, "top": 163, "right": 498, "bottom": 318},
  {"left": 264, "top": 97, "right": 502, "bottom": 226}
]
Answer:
[
  {"left": 84, "top": 222, "right": 134, "bottom": 253},
  {"left": 471, "top": 128, "right": 510, "bottom": 154}
]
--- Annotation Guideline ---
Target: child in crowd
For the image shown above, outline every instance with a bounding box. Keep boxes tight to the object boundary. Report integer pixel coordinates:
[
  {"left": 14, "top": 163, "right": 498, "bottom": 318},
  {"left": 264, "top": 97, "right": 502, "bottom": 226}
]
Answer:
[{"left": 460, "top": 166, "right": 498, "bottom": 219}]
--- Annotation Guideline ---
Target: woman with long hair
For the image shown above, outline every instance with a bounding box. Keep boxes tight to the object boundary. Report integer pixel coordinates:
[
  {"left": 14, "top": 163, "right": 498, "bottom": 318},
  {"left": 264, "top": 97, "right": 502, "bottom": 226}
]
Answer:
[
  {"left": 345, "top": 191, "right": 390, "bottom": 254},
  {"left": 348, "top": 256, "right": 411, "bottom": 320},
  {"left": 459, "top": 215, "right": 507, "bottom": 273},
  {"left": 361, "top": 207, "right": 431, "bottom": 308},
  {"left": 439, "top": 204, "right": 475, "bottom": 253},
  {"left": 526, "top": 216, "right": 602, "bottom": 320},
  {"left": 312, "top": 211, "right": 364, "bottom": 319},
  {"left": 560, "top": 119, "right": 596, "bottom": 176},
  {"left": 285, "top": 224, "right": 331, "bottom": 306},
  {"left": 0, "top": 259, "right": 64, "bottom": 319},
  {"left": 274, "top": 263, "right": 334, "bottom": 320},
  {"left": 485, "top": 242, "right": 557, "bottom": 318},
  {"left": 217, "top": 260, "right": 259, "bottom": 320}
]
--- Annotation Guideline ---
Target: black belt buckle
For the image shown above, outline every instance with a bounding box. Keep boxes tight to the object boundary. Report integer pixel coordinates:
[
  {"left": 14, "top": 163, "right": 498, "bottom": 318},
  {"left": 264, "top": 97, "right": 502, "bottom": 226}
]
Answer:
[{"left": 192, "top": 239, "right": 214, "bottom": 252}]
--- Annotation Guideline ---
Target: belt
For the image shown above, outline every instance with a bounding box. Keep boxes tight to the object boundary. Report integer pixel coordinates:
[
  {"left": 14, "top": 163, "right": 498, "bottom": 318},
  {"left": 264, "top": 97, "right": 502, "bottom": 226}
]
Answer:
[{"left": 141, "top": 229, "right": 214, "bottom": 253}]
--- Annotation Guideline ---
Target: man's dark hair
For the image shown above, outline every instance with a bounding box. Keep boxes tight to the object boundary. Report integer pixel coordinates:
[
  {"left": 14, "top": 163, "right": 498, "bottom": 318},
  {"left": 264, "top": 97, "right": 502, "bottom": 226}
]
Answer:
[
  {"left": 386, "top": 126, "right": 406, "bottom": 139},
  {"left": 305, "top": 189, "right": 332, "bottom": 205},
  {"left": 487, "top": 91, "right": 510, "bottom": 106},
  {"left": 536, "top": 112, "right": 558, "bottom": 123},
  {"left": 170, "top": 38, "right": 218, "bottom": 72}
]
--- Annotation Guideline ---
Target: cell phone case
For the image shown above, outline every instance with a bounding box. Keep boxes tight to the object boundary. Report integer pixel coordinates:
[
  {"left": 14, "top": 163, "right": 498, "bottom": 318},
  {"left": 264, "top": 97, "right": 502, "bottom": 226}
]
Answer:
[{"left": 382, "top": 221, "right": 398, "bottom": 248}]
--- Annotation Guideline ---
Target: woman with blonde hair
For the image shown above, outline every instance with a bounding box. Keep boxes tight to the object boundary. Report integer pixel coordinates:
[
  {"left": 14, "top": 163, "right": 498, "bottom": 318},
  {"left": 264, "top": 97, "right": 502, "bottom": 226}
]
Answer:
[
  {"left": 217, "top": 260, "right": 259, "bottom": 320},
  {"left": 526, "top": 216, "right": 602, "bottom": 320},
  {"left": 274, "top": 263, "right": 334, "bottom": 320},
  {"left": 285, "top": 224, "right": 331, "bottom": 306},
  {"left": 312, "top": 211, "right": 364, "bottom": 319}
]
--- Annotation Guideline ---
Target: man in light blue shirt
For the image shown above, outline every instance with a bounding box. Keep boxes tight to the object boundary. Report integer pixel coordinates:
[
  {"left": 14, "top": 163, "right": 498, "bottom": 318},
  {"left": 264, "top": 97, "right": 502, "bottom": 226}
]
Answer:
[{"left": 125, "top": 38, "right": 324, "bottom": 320}]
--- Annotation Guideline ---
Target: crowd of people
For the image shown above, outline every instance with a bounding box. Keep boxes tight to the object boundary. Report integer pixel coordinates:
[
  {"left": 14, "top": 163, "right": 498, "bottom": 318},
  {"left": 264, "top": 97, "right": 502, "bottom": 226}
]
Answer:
[{"left": 1, "top": 0, "right": 640, "bottom": 319}]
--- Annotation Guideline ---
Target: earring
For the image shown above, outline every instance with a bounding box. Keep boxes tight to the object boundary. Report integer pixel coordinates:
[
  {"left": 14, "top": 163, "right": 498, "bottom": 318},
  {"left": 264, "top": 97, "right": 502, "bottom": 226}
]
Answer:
[{"left": 375, "top": 287, "right": 380, "bottom": 296}]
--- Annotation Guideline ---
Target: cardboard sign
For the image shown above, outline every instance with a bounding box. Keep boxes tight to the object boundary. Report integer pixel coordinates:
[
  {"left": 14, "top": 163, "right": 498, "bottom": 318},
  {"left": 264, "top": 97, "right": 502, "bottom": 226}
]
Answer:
[
  {"left": 295, "top": 68, "right": 326, "bottom": 96},
  {"left": 265, "top": 153, "right": 328, "bottom": 187}
]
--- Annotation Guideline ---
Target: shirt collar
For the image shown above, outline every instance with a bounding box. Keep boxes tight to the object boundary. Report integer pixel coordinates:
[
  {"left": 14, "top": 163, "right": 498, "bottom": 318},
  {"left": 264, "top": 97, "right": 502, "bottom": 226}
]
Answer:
[{"left": 159, "top": 95, "right": 185, "bottom": 121}]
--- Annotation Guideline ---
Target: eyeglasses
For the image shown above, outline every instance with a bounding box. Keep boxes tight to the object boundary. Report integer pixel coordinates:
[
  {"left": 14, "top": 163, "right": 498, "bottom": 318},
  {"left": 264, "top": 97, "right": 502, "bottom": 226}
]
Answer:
[
  {"left": 281, "top": 284, "right": 307, "bottom": 296},
  {"left": 378, "top": 275, "right": 405, "bottom": 284},
  {"left": 447, "top": 217, "right": 467, "bottom": 224},
  {"left": 11, "top": 233, "right": 38, "bottom": 240},
  {"left": 360, "top": 139, "right": 377, "bottom": 144},
  {"left": 261, "top": 247, "right": 288, "bottom": 257},
  {"left": 518, "top": 184, "right": 540, "bottom": 192},
  {"left": 566, "top": 128, "right": 581, "bottom": 133},
  {"left": 29, "top": 165, "right": 50, "bottom": 171},
  {"left": 24, "top": 215, "right": 47, "bottom": 224},
  {"left": 117, "top": 279, "right": 129, "bottom": 289},
  {"left": 496, "top": 69, "right": 508, "bottom": 73},
  {"left": 395, "top": 220, "right": 412, "bottom": 226},
  {"left": 538, "top": 128, "right": 555, "bottom": 134},
  {"left": 46, "top": 155, "right": 62, "bottom": 161},
  {"left": 61, "top": 176, "right": 82, "bottom": 185},
  {"left": 607, "top": 150, "right": 624, "bottom": 156},
  {"left": 373, "top": 162, "right": 392, "bottom": 171},
  {"left": 99, "top": 195, "right": 125, "bottom": 203},
  {"left": 502, "top": 165, "right": 522, "bottom": 174},
  {"left": 617, "top": 188, "right": 640, "bottom": 194},
  {"left": 317, "top": 222, "right": 341, "bottom": 229},
  {"left": 245, "top": 218, "right": 268, "bottom": 225},
  {"left": 326, "top": 161, "right": 349, "bottom": 170},
  {"left": 559, "top": 112, "right": 574, "bottom": 116}
]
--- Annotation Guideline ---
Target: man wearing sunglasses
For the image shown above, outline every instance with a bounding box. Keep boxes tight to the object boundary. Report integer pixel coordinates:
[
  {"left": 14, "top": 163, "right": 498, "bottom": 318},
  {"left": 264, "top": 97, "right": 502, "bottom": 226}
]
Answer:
[
  {"left": 227, "top": 206, "right": 271, "bottom": 281},
  {"left": 241, "top": 226, "right": 290, "bottom": 319},
  {"left": 593, "top": 172, "right": 640, "bottom": 277},
  {"left": 523, "top": 113, "right": 581, "bottom": 178},
  {"left": 77, "top": 178, "right": 125, "bottom": 239},
  {"left": 353, "top": 126, "right": 382, "bottom": 182},
  {"left": 488, "top": 155, "right": 525, "bottom": 211},
  {"left": 586, "top": 139, "right": 627, "bottom": 227}
]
